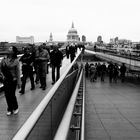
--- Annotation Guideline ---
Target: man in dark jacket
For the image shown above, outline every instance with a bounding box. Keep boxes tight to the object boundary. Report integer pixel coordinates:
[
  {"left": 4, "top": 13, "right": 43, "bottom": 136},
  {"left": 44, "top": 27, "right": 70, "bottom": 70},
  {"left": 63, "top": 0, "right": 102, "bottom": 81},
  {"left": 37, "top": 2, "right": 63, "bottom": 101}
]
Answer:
[
  {"left": 19, "top": 46, "right": 35, "bottom": 94},
  {"left": 69, "top": 44, "right": 76, "bottom": 63},
  {"left": 120, "top": 63, "right": 126, "bottom": 82},
  {"left": 50, "top": 45, "right": 63, "bottom": 84},
  {"left": 108, "top": 62, "right": 114, "bottom": 83}
]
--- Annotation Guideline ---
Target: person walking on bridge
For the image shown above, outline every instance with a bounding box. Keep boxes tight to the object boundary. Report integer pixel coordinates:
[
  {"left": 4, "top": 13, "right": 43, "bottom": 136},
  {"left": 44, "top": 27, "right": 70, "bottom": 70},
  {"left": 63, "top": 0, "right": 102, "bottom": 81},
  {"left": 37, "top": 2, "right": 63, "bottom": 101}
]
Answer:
[
  {"left": 50, "top": 45, "right": 63, "bottom": 85},
  {"left": 120, "top": 63, "right": 126, "bottom": 83},
  {"left": 113, "top": 63, "right": 119, "bottom": 83},
  {"left": 0, "top": 46, "right": 21, "bottom": 116},
  {"left": 19, "top": 46, "right": 35, "bottom": 94},
  {"left": 69, "top": 44, "right": 76, "bottom": 63},
  {"left": 36, "top": 45, "right": 50, "bottom": 90},
  {"left": 108, "top": 62, "right": 114, "bottom": 83},
  {"left": 100, "top": 62, "right": 106, "bottom": 82}
]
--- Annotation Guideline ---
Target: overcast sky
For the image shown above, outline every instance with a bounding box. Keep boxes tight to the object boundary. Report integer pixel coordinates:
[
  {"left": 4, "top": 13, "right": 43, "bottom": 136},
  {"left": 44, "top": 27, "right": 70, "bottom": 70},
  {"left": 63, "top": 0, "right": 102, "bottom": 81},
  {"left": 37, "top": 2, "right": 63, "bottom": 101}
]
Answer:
[{"left": 0, "top": 0, "right": 140, "bottom": 43}]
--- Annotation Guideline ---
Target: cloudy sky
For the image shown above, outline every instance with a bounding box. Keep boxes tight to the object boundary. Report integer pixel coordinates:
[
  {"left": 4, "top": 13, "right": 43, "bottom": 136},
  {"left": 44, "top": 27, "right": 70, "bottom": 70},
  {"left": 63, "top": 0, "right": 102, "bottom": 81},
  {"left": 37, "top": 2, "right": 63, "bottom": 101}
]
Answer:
[{"left": 0, "top": 0, "right": 140, "bottom": 43}]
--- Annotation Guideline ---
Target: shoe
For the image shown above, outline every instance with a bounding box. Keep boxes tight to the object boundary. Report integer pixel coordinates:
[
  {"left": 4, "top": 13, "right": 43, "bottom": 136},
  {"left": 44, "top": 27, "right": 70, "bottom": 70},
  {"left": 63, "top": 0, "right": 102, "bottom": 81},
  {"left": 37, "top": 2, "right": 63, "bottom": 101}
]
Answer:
[
  {"left": 13, "top": 109, "right": 19, "bottom": 115},
  {"left": 42, "top": 87, "right": 46, "bottom": 90},
  {"left": 52, "top": 82, "right": 55, "bottom": 85},
  {"left": 19, "top": 90, "right": 24, "bottom": 94},
  {"left": 30, "top": 87, "right": 35, "bottom": 90},
  {"left": 35, "top": 80, "right": 39, "bottom": 84},
  {"left": 7, "top": 111, "right": 12, "bottom": 116}
]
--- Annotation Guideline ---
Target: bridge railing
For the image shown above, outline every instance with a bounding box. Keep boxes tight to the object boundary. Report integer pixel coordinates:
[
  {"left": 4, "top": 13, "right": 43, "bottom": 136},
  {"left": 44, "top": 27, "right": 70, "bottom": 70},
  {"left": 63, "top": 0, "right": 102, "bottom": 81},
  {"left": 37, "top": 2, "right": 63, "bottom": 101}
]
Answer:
[
  {"left": 54, "top": 68, "right": 85, "bottom": 140},
  {"left": 12, "top": 50, "right": 82, "bottom": 140}
]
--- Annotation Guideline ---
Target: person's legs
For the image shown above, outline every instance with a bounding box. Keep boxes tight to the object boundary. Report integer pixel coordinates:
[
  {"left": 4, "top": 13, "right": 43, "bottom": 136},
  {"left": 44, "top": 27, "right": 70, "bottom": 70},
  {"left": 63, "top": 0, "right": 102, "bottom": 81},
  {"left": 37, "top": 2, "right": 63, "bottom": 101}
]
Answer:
[
  {"left": 52, "top": 65, "right": 55, "bottom": 84},
  {"left": 11, "top": 80, "right": 18, "bottom": 111},
  {"left": 56, "top": 66, "right": 60, "bottom": 81},
  {"left": 29, "top": 70, "right": 35, "bottom": 90},
  {"left": 20, "top": 72, "right": 28, "bottom": 94},
  {"left": 4, "top": 80, "right": 18, "bottom": 114}
]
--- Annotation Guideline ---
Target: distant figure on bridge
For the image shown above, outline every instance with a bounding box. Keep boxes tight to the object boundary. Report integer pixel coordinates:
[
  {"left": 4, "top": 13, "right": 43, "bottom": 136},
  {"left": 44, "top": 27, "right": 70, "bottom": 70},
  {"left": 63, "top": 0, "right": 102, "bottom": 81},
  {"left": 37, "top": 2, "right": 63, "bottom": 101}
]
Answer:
[
  {"left": 19, "top": 46, "right": 35, "bottom": 94},
  {"left": 100, "top": 62, "right": 107, "bottom": 82},
  {"left": 66, "top": 45, "right": 70, "bottom": 59},
  {"left": 36, "top": 45, "right": 50, "bottom": 90},
  {"left": 113, "top": 63, "right": 119, "bottom": 83},
  {"left": 85, "top": 62, "right": 89, "bottom": 77},
  {"left": 96, "top": 62, "right": 101, "bottom": 77},
  {"left": 81, "top": 44, "right": 85, "bottom": 54},
  {"left": 50, "top": 45, "right": 63, "bottom": 85},
  {"left": 89, "top": 63, "right": 96, "bottom": 82},
  {"left": 69, "top": 44, "right": 76, "bottom": 63},
  {"left": 120, "top": 63, "right": 126, "bottom": 83},
  {"left": 0, "top": 46, "right": 21, "bottom": 116},
  {"left": 108, "top": 62, "right": 114, "bottom": 83}
]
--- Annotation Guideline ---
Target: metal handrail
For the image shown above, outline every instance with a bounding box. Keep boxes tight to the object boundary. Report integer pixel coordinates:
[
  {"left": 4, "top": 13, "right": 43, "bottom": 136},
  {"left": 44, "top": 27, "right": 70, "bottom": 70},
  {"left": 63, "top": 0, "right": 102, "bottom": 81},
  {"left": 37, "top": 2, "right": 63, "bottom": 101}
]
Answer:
[
  {"left": 54, "top": 69, "right": 83, "bottom": 140},
  {"left": 80, "top": 70, "right": 85, "bottom": 140},
  {"left": 12, "top": 50, "right": 82, "bottom": 140}
]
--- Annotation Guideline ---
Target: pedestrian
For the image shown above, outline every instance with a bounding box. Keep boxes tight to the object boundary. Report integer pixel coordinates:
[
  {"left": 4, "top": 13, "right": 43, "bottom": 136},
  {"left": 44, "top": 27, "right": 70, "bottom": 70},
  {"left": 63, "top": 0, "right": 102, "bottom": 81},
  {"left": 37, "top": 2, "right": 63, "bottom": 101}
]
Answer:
[
  {"left": 69, "top": 44, "right": 76, "bottom": 63},
  {"left": 36, "top": 45, "right": 50, "bottom": 90},
  {"left": 120, "top": 63, "right": 126, "bottom": 82},
  {"left": 66, "top": 45, "right": 70, "bottom": 59},
  {"left": 108, "top": 62, "right": 114, "bottom": 83},
  {"left": 100, "top": 62, "right": 106, "bottom": 82},
  {"left": 0, "top": 46, "right": 21, "bottom": 116},
  {"left": 33, "top": 46, "right": 40, "bottom": 84},
  {"left": 89, "top": 64, "right": 96, "bottom": 82},
  {"left": 50, "top": 45, "right": 63, "bottom": 84},
  {"left": 96, "top": 62, "right": 101, "bottom": 77},
  {"left": 85, "top": 62, "right": 89, "bottom": 77},
  {"left": 113, "top": 63, "right": 119, "bottom": 83},
  {"left": 42, "top": 43, "right": 50, "bottom": 74},
  {"left": 19, "top": 46, "right": 35, "bottom": 94}
]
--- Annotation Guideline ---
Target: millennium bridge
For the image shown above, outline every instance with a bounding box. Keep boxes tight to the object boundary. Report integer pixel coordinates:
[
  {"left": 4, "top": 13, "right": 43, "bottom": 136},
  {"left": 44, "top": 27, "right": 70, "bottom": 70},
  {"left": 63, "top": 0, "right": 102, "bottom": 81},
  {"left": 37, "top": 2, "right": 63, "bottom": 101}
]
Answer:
[{"left": 0, "top": 47, "right": 140, "bottom": 140}]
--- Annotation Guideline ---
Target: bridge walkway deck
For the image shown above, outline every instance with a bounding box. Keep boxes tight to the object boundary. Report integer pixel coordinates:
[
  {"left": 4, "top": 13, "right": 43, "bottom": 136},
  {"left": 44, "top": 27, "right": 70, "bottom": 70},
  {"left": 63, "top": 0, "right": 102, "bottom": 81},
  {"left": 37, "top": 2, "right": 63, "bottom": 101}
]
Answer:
[{"left": 85, "top": 76, "right": 140, "bottom": 140}]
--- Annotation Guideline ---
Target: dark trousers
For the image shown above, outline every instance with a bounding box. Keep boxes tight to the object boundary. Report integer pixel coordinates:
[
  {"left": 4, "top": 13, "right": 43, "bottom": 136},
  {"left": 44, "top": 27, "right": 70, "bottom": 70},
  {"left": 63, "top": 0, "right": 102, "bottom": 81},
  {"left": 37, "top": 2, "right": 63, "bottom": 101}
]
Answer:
[
  {"left": 4, "top": 80, "right": 18, "bottom": 112},
  {"left": 101, "top": 72, "right": 105, "bottom": 81},
  {"left": 121, "top": 73, "right": 125, "bottom": 82},
  {"left": 52, "top": 65, "right": 60, "bottom": 83},
  {"left": 38, "top": 67, "right": 47, "bottom": 88},
  {"left": 109, "top": 73, "right": 113, "bottom": 83},
  {"left": 70, "top": 55, "right": 75, "bottom": 63},
  {"left": 34, "top": 63, "right": 40, "bottom": 83},
  {"left": 21, "top": 69, "right": 35, "bottom": 93}
]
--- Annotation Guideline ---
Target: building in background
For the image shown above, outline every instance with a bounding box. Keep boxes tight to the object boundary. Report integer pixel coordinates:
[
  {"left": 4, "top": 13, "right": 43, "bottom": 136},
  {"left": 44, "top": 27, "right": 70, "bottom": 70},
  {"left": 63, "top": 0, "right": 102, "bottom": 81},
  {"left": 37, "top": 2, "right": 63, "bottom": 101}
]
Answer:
[
  {"left": 67, "top": 22, "right": 79, "bottom": 42},
  {"left": 16, "top": 36, "right": 34, "bottom": 44},
  {"left": 82, "top": 35, "right": 86, "bottom": 42},
  {"left": 97, "top": 36, "right": 102, "bottom": 43}
]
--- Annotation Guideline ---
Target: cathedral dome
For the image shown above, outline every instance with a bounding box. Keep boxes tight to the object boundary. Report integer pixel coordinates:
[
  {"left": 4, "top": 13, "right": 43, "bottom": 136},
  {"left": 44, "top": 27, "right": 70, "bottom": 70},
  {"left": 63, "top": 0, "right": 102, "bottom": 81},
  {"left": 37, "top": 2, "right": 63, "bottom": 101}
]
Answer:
[
  {"left": 67, "top": 22, "right": 78, "bottom": 35},
  {"left": 67, "top": 22, "right": 79, "bottom": 42}
]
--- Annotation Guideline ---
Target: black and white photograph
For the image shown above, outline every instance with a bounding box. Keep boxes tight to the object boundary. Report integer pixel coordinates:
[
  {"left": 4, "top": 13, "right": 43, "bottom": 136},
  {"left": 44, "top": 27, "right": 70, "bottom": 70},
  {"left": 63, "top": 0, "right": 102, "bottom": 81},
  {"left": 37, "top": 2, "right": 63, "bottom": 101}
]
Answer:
[{"left": 0, "top": 0, "right": 140, "bottom": 139}]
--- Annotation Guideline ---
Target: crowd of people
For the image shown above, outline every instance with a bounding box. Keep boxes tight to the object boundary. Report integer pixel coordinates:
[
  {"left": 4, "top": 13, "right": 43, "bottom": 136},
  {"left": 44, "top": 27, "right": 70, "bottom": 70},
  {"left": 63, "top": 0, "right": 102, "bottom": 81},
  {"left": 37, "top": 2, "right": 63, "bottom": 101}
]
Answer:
[
  {"left": 0, "top": 43, "right": 64, "bottom": 116},
  {"left": 0, "top": 42, "right": 86, "bottom": 116},
  {"left": 66, "top": 43, "right": 85, "bottom": 62},
  {"left": 85, "top": 61, "right": 127, "bottom": 83}
]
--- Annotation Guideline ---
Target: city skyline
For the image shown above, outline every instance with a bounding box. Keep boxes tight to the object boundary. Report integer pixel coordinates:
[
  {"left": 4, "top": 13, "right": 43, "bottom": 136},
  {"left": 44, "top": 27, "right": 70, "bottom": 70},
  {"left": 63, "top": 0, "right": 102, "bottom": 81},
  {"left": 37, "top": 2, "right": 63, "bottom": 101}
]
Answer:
[{"left": 0, "top": 0, "right": 140, "bottom": 43}]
